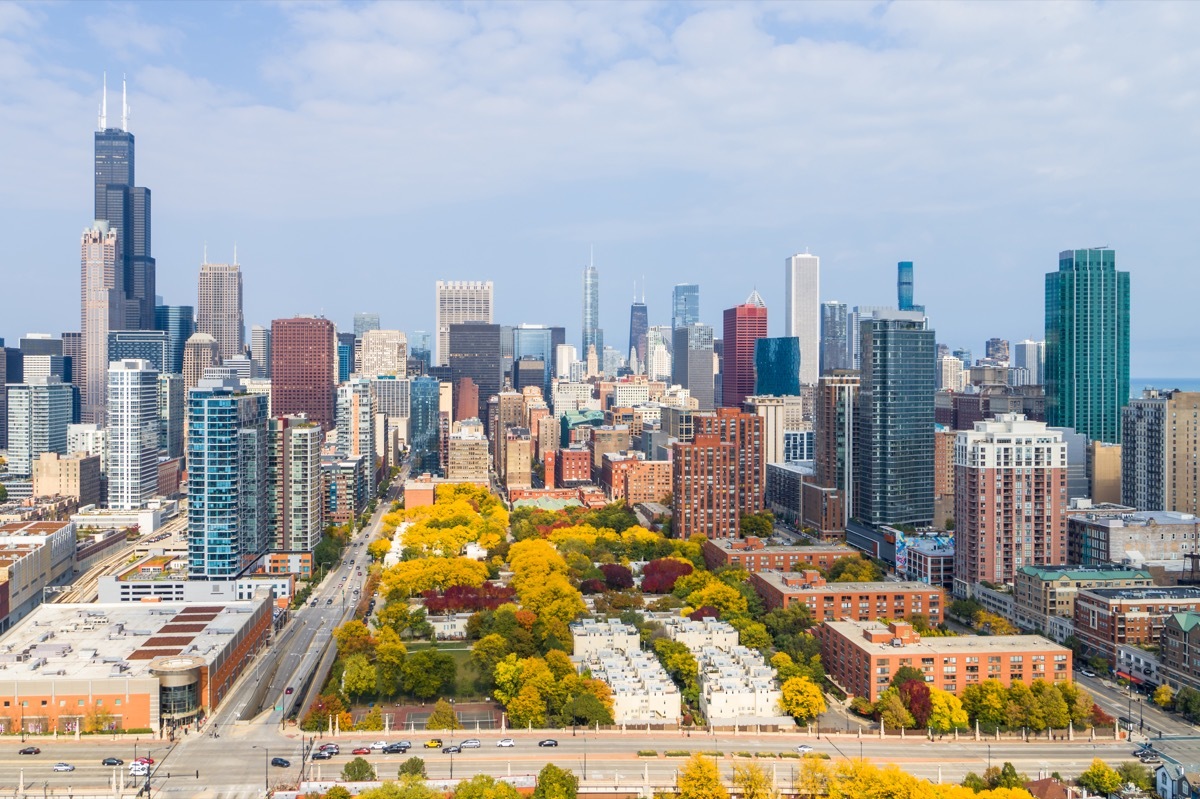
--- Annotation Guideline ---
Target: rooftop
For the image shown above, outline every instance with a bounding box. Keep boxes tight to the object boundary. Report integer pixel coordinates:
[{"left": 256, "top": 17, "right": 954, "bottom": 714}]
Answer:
[
  {"left": 1018, "top": 564, "right": 1154, "bottom": 581},
  {"left": 1168, "top": 612, "right": 1200, "bottom": 633},
  {"left": 0, "top": 521, "right": 73, "bottom": 538},
  {"left": 824, "top": 620, "right": 1070, "bottom": 655},
  {"left": 1072, "top": 510, "right": 1198, "bottom": 527},
  {"left": 0, "top": 598, "right": 268, "bottom": 682},
  {"left": 1080, "top": 586, "right": 1200, "bottom": 602},
  {"left": 705, "top": 537, "right": 857, "bottom": 555},
  {"left": 752, "top": 570, "right": 942, "bottom": 594}
]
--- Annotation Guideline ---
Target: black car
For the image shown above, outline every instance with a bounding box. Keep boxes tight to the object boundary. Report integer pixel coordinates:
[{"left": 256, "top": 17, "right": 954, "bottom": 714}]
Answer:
[
  {"left": 271, "top": 757, "right": 291, "bottom": 768},
  {"left": 102, "top": 757, "right": 124, "bottom": 766},
  {"left": 538, "top": 739, "right": 558, "bottom": 747},
  {"left": 442, "top": 745, "right": 462, "bottom": 754},
  {"left": 18, "top": 746, "right": 40, "bottom": 755},
  {"left": 312, "top": 750, "right": 333, "bottom": 760},
  {"left": 383, "top": 743, "right": 411, "bottom": 754}
]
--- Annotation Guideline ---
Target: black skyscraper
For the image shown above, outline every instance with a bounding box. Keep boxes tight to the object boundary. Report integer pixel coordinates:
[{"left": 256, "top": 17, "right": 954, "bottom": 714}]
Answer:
[
  {"left": 448, "top": 323, "right": 502, "bottom": 431},
  {"left": 628, "top": 301, "right": 648, "bottom": 368},
  {"left": 95, "top": 80, "right": 155, "bottom": 330}
]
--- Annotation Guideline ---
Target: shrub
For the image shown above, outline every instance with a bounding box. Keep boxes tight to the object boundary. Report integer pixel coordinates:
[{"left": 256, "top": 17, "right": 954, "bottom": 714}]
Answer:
[
  {"left": 665, "top": 750, "right": 692, "bottom": 757},
  {"left": 637, "top": 750, "right": 658, "bottom": 757}
]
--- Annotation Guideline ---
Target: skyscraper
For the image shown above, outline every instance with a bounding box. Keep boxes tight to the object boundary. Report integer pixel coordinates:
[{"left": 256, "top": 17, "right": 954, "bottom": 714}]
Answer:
[
  {"left": 106, "top": 359, "right": 159, "bottom": 510},
  {"left": 1045, "top": 248, "right": 1130, "bottom": 444},
  {"left": 268, "top": 414, "right": 323, "bottom": 553},
  {"left": 628, "top": 296, "right": 649, "bottom": 373},
  {"left": 672, "top": 323, "right": 715, "bottom": 411},
  {"left": 154, "top": 304, "right": 195, "bottom": 374},
  {"left": 897, "top": 261, "right": 914, "bottom": 311},
  {"left": 754, "top": 338, "right": 802, "bottom": 397},
  {"left": 337, "top": 378, "right": 377, "bottom": 490},
  {"left": 353, "top": 313, "right": 381, "bottom": 339},
  {"left": 250, "top": 325, "right": 271, "bottom": 379},
  {"left": 672, "top": 408, "right": 764, "bottom": 539},
  {"left": 513, "top": 324, "right": 554, "bottom": 397},
  {"left": 854, "top": 310, "right": 936, "bottom": 526},
  {"left": 819, "top": 301, "right": 849, "bottom": 373},
  {"left": 5, "top": 377, "right": 72, "bottom": 477},
  {"left": 985, "top": 338, "right": 1010, "bottom": 364},
  {"left": 94, "top": 77, "right": 155, "bottom": 330},
  {"left": 80, "top": 221, "right": 122, "bottom": 424},
  {"left": 410, "top": 376, "right": 442, "bottom": 476},
  {"left": 671, "top": 284, "right": 700, "bottom": 330},
  {"left": 182, "top": 333, "right": 220, "bottom": 391},
  {"left": 187, "top": 375, "right": 269, "bottom": 579},
  {"left": 1012, "top": 339, "right": 1045, "bottom": 386},
  {"left": 158, "top": 373, "right": 184, "bottom": 459},
  {"left": 359, "top": 330, "right": 408, "bottom": 377},
  {"left": 1122, "top": 390, "right": 1200, "bottom": 514},
  {"left": 582, "top": 259, "right": 603, "bottom": 358},
  {"left": 435, "top": 281, "right": 493, "bottom": 367},
  {"left": 336, "top": 332, "right": 355, "bottom": 382},
  {"left": 784, "top": 253, "right": 820, "bottom": 385},
  {"left": 722, "top": 290, "right": 768, "bottom": 408},
  {"left": 197, "top": 260, "right": 245, "bottom": 362},
  {"left": 953, "top": 415, "right": 1068, "bottom": 596},
  {"left": 271, "top": 317, "right": 338, "bottom": 431},
  {"left": 815, "top": 372, "right": 859, "bottom": 526},
  {"left": 107, "top": 330, "right": 169, "bottom": 373},
  {"left": 448, "top": 323, "right": 502, "bottom": 429}
]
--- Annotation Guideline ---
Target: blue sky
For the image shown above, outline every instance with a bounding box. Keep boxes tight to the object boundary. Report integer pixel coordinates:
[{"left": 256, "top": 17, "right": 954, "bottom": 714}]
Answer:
[{"left": 2, "top": 1, "right": 1198, "bottom": 375}]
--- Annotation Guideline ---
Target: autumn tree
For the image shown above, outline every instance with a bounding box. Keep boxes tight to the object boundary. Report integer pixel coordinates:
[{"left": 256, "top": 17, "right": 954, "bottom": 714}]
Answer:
[
  {"left": 453, "top": 774, "right": 522, "bottom": 799},
  {"left": 375, "top": 627, "right": 408, "bottom": 697},
  {"left": 733, "top": 763, "right": 778, "bottom": 799},
  {"left": 780, "top": 676, "right": 827, "bottom": 722},
  {"left": 382, "top": 557, "right": 489, "bottom": 596},
  {"left": 335, "top": 620, "right": 376, "bottom": 658},
  {"left": 1154, "top": 684, "right": 1174, "bottom": 709},
  {"left": 826, "top": 556, "right": 882, "bottom": 583},
  {"left": 898, "top": 680, "right": 933, "bottom": 727},
  {"left": 875, "top": 688, "right": 916, "bottom": 729},
  {"left": 686, "top": 581, "right": 749, "bottom": 618},
  {"left": 533, "top": 764, "right": 579, "bottom": 799},
  {"left": 343, "top": 654, "right": 378, "bottom": 699},
  {"left": 678, "top": 754, "right": 729, "bottom": 799},
  {"left": 641, "top": 558, "right": 694, "bottom": 593},
  {"left": 1077, "top": 759, "right": 1122, "bottom": 796},
  {"left": 427, "top": 698, "right": 462, "bottom": 730},
  {"left": 927, "top": 687, "right": 969, "bottom": 733},
  {"left": 599, "top": 563, "right": 634, "bottom": 590}
]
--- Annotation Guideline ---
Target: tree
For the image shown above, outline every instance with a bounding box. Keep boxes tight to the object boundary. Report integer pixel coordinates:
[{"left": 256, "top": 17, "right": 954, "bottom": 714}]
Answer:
[
  {"left": 599, "top": 563, "right": 634, "bottom": 590},
  {"left": 1116, "top": 762, "right": 1152, "bottom": 790},
  {"left": 507, "top": 684, "right": 547, "bottom": 728},
  {"left": 678, "top": 754, "right": 729, "bottom": 799},
  {"left": 898, "top": 680, "right": 933, "bottom": 727},
  {"left": 453, "top": 774, "right": 522, "bottom": 799},
  {"left": 733, "top": 763, "right": 777, "bottom": 799},
  {"left": 730, "top": 617, "right": 773, "bottom": 652},
  {"left": 343, "top": 653, "right": 378, "bottom": 699},
  {"left": 326, "top": 788, "right": 354, "bottom": 799},
  {"left": 533, "top": 764, "right": 579, "bottom": 799},
  {"left": 961, "top": 772, "right": 989, "bottom": 792},
  {"left": 471, "top": 633, "right": 511, "bottom": 683},
  {"left": 875, "top": 688, "right": 915, "bottom": 729},
  {"left": 399, "top": 757, "right": 427, "bottom": 778},
  {"left": 1058, "top": 681, "right": 1095, "bottom": 726},
  {"left": 368, "top": 537, "right": 393, "bottom": 562},
  {"left": 927, "top": 687, "right": 969, "bottom": 733},
  {"left": 739, "top": 512, "right": 774, "bottom": 538},
  {"left": 84, "top": 702, "right": 115, "bottom": 732},
  {"left": 686, "top": 582, "right": 748, "bottom": 618},
  {"left": 826, "top": 555, "right": 882, "bottom": 583},
  {"left": 402, "top": 649, "right": 457, "bottom": 698},
  {"left": 1077, "top": 759, "right": 1122, "bottom": 796},
  {"left": 1154, "top": 684, "right": 1175, "bottom": 709},
  {"left": 342, "top": 756, "right": 377, "bottom": 781},
  {"left": 889, "top": 666, "right": 926, "bottom": 690},
  {"left": 427, "top": 698, "right": 462, "bottom": 730},
  {"left": 780, "top": 676, "right": 827, "bottom": 722},
  {"left": 641, "top": 558, "right": 694, "bottom": 593},
  {"left": 356, "top": 706, "right": 385, "bottom": 731},
  {"left": 985, "top": 763, "right": 1026, "bottom": 789},
  {"left": 962, "top": 680, "right": 1009, "bottom": 730},
  {"left": 1038, "top": 684, "right": 1071, "bottom": 730},
  {"left": 557, "top": 692, "right": 613, "bottom": 727},
  {"left": 335, "top": 620, "right": 375, "bottom": 657},
  {"left": 375, "top": 627, "right": 408, "bottom": 697}
]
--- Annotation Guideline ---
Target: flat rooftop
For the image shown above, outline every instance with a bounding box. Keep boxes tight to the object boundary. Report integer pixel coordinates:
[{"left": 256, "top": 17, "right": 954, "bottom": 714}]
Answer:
[
  {"left": 705, "top": 538, "right": 858, "bottom": 554},
  {"left": 0, "top": 521, "right": 72, "bottom": 537},
  {"left": 1080, "top": 586, "right": 1200, "bottom": 602},
  {"left": 824, "top": 620, "right": 1071, "bottom": 655},
  {"left": 0, "top": 599, "right": 266, "bottom": 682},
  {"left": 752, "top": 571, "right": 941, "bottom": 594},
  {"left": 1018, "top": 564, "right": 1153, "bottom": 581},
  {"left": 1072, "top": 511, "right": 1198, "bottom": 528}
]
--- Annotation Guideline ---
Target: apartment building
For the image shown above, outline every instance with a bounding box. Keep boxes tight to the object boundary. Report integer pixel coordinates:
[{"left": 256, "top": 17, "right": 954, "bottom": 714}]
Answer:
[
  {"left": 701, "top": 536, "right": 858, "bottom": 573},
  {"left": 749, "top": 569, "right": 945, "bottom": 622},
  {"left": 1074, "top": 586, "right": 1200, "bottom": 662}
]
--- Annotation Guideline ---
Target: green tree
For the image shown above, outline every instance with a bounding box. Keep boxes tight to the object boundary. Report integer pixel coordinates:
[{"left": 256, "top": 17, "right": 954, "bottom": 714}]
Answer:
[
  {"left": 1039, "top": 684, "right": 1071, "bottom": 730},
  {"left": 678, "top": 754, "right": 729, "bottom": 799},
  {"left": 557, "top": 692, "right": 614, "bottom": 727},
  {"left": 402, "top": 649, "right": 457, "bottom": 698},
  {"left": 961, "top": 773, "right": 989, "bottom": 792},
  {"left": 399, "top": 757, "right": 427, "bottom": 778},
  {"left": 1077, "top": 759, "right": 1122, "bottom": 795},
  {"left": 343, "top": 653, "right": 378, "bottom": 699},
  {"left": 453, "top": 774, "right": 522, "bottom": 799},
  {"left": 1154, "top": 684, "right": 1175, "bottom": 709},
  {"left": 889, "top": 666, "right": 926, "bottom": 690},
  {"left": 987, "top": 763, "right": 1026, "bottom": 789},
  {"left": 342, "top": 756, "right": 377, "bottom": 781},
  {"left": 875, "top": 688, "right": 915, "bottom": 729},
  {"left": 826, "top": 555, "right": 882, "bottom": 582},
  {"left": 375, "top": 627, "right": 408, "bottom": 697},
  {"left": 427, "top": 698, "right": 462, "bottom": 730},
  {"left": 533, "top": 764, "right": 579, "bottom": 799},
  {"left": 739, "top": 512, "right": 774, "bottom": 538},
  {"left": 1116, "top": 761, "right": 1152, "bottom": 790}
]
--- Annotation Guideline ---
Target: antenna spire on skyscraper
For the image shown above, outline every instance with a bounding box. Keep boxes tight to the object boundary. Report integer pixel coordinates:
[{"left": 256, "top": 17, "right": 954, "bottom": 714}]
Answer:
[
  {"left": 99, "top": 72, "right": 108, "bottom": 131},
  {"left": 121, "top": 74, "right": 128, "bottom": 131}
]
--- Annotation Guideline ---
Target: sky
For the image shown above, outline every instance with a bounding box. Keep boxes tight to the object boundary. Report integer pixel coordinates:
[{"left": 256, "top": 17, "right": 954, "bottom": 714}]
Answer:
[{"left": 2, "top": 0, "right": 1198, "bottom": 376}]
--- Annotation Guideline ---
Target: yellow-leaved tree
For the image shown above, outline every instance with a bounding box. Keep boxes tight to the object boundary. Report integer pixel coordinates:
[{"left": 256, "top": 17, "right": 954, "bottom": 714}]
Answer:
[
  {"left": 677, "top": 754, "right": 729, "bottom": 799},
  {"left": 381, "top": 556, "right": 488, "bottom": 596},
  {"left": 779, "top": 676, "right": 826, "bottom": 722}
]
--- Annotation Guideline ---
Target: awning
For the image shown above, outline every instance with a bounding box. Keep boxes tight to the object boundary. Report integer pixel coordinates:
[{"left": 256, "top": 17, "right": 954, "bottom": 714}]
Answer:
[{"left": 1116, "top": 670, "right": 1144, "bottom": 684}]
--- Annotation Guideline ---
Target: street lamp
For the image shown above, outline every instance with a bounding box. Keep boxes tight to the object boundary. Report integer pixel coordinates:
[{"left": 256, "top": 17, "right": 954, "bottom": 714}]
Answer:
[
  {"left": 583, "top": 727, "right": 588, "bottom": 780},
  {"left": 987, "top": 744, "right": 991, "bottom": 771},
  {"left": 253, "top": 745, "right": 269, "bottom": 792}
]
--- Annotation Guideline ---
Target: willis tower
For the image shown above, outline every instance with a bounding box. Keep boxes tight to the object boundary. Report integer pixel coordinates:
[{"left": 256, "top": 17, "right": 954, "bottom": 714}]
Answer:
[{"left": 95, "top": 76, "right": 155, "bottom": 329}]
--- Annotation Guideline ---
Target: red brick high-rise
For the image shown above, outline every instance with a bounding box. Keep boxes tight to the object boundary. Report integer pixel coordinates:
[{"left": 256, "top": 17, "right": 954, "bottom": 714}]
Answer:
[
  {"left": 271, "top": 317, "right": 337, "bottom": 431},
  {"left": 673, "top": 407, "right": 765, "bottom": 539},
  {"left": 696, "top": 408, "right": 765, "bottom": 518},
  {"left": 722, "top": 291, "right": 768, "bottom": 408}
]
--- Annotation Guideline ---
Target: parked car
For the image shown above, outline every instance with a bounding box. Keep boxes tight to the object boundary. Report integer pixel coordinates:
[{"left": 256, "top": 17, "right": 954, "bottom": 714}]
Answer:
[
  {"left": 460, "top": 739, "right": 481, "bottom": 749},
  {"left": 1080, "top": 669, "right": 1097, "bottom": 678},
  {"left": 102, "top": 757, "right": 124, "bottom": 766},
  {"left": 18, "top": 747, "right": 40, "bottom": 755},
  {"left": 497, "top": 739, "right": 516, "bottom": 748},
  {"left": 53, "top": 763, "right": 75, "bottom": 772},
  {"left": 271, "top": 757, "right": 291, "bottom": 768},
  {"left": 442, "top": 745, "right": 462, "bottom": 754},
  {"left": 352, "top": 747, "right": 372, "bottom": 755},
  {"left": 312, "top": 750, "right": 333, "bottom": 760},
  {"left": 538, "top": 739, "right": 559, "bottom": 747},
  {"left": 424, "top": 739, "right": 443, "bottom": 749}
]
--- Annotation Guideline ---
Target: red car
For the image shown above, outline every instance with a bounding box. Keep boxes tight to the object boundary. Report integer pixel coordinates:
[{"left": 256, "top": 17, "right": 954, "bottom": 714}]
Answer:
[
  {"left": 135, "top": 757, "right": 154, "bottom": 765},
  {"left": 352, "top": 747, "right": 371, "bottom": 755}
]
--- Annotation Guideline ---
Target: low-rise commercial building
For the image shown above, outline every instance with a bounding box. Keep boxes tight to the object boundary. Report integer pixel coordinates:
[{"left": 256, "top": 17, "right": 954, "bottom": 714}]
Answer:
[
  {"left": 0, "top": 594, "right": 271, "bottom": 734},
  {"left": 816, "top": 619, "right": 1072, "bottom": 703},
  {"left": 1160, "top": 612, "right": 1200, "bottom": 692},
  {"left": 702, "top": 537, "right": 858, "bottom": 573},
  {"left": 1074, "top": 586, "right": 1200, "bottom": 662},
  {"left": 749, "top": 569, "right": 944, "bottom": 623},
  {"left": 904, "top": 541, "right": 955, "bottom": 591},
  {"left": 1013, "top": 564, "right": 1155, "bottom": 633}
]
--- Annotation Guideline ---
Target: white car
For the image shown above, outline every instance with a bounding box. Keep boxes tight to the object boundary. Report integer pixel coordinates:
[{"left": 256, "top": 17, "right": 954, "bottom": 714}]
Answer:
[
  {"left": 795, "top": 745, "right": 813, "bottom": 754},
  {"left": 129, "top": 764, "right": 149, "bottom": 777},
  {"left": 461, "top": 739, "right": 481, "bottom": 748},
  {"left": 1080, "top": 669, "right": 1097, "bottom": 678},
  {"left": 370, "top": 741, "right": 388, "bottom": 750},
  {"left": 53, "top": 763, "right": 75, "bottom": 772},
  {"left": 497, "top": 738, "right": 516, "bottom": 747}
]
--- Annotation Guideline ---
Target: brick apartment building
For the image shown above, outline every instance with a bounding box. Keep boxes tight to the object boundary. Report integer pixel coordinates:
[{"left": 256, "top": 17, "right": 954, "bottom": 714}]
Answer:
[
  {"left": 1074, "top": 586, "right": 1200, "bottom": 662},
  {"left": 701, "top": 537, "right": 858, "bottom": 573},
  {"left": 601, "top": 451, "right": 671, "bottom": 506},
  {"left": 749, "top": 569, "right": 945, "bottom": 623}
]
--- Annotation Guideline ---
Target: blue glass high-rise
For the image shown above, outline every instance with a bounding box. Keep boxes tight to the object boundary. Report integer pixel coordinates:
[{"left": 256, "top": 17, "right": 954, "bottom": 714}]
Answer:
[
  {"left": 108, "top": 330, "right": 170, "bottom": 373},
  {"left": 154, "top": 305, "right": 195, "bottom": 374},
  {"left": 410, "top": 376, "right": 441, "bottom": 476},
  {"left": 672, "top": 284, "right": 700, "bottom": 329},
  {"left": 513, "top": 325, "right": 554, "bottom": 397},
  {"left": 754, "top": 337, "right": 801, "bottom": 396}
]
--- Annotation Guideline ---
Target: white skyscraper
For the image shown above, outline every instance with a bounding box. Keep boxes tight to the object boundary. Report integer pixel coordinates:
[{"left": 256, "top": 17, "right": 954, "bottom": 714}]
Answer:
[
  {"left": 197, "top": 260, "right": 245, "bottom": 362},
  {"left": 250, "top": 324, "right": 271, "bottom": 379},
  {"left": 1013, "top": 339, "right": 1046, "bottom": 386},
  {"left": 360, "top": 329, "right": 408, "bottom": 377},
  {"left": 434, "top": 281, "right": 494, "bottom": 367},
  {"left": 106, "top": 359, "right": 159, "bottom": 510},
  {"left": 554, "top": 344, "right": 577, "bottom": 379},
  {"left": 784, "top": 253, "right": 820, "bottom": 385}
]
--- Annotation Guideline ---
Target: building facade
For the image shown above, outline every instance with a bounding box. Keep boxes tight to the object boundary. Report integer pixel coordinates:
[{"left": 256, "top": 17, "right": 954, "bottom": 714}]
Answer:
[
  {"left": 196, "top": 261, "right": 244, "bottom": 362},
  {"left": 5, "top": 378, "right": 73, "bottom": 477},
  {"left": 435, "top": 280, "right": 493, "bottom": 367},
  {"left": 753, "top": 337, "right": 801, "bottom": 398},
  {"left": 784, "top": 253, "right": 820, "bottom": 385},
  {"left": 410, "top": 376, "right": 442, "bottom": 476},
  {"left": 80, "top": 221, "right": 122, "bottom": 424},
  {"left": 1012, "top": 565, "right": 1154, "bottom": 634},
  {"left": 722, "top": 291, "right": 768, "bottom": 409},
  {"left": 749, "top": 569, "right": 945, "bottom": 622},
  {"left": 270, "top": 317, "right": 336, "bottom": 431},
  {"left": 1074, "top": 587, "right": 1200, "bottom": 661},
  {"left": 815, "top": 372, "right": 859, "bottom": 526},
  {"left": 268, "top": 414, "right": 323, "bottom": 553},
  {"left": 106, "top": 359, "right": 159, "bottom": 510},
  {"left": 672, "top": 323, "right": 715, "bottom": 411},
  {"left": 1123, "top": 390, "right": 1200, "bottom": 515},
  {"left": 820, "top": 301, "right": 850, "bottom": 374},
  {"left": 672, "top": 284, "right": 700, "bottom": 330}
]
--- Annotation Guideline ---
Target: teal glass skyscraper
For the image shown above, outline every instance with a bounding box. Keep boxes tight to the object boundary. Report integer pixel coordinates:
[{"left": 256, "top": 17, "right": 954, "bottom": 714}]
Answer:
[
  {"left": 410, "top": 376, "right": 441, "bottom": 476},
  {"left": 754, "top": 337, "right": 801, "bottom": 397},
  {"left": 1045, "top": 248, "right": 1130, "bottom": 444}
]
